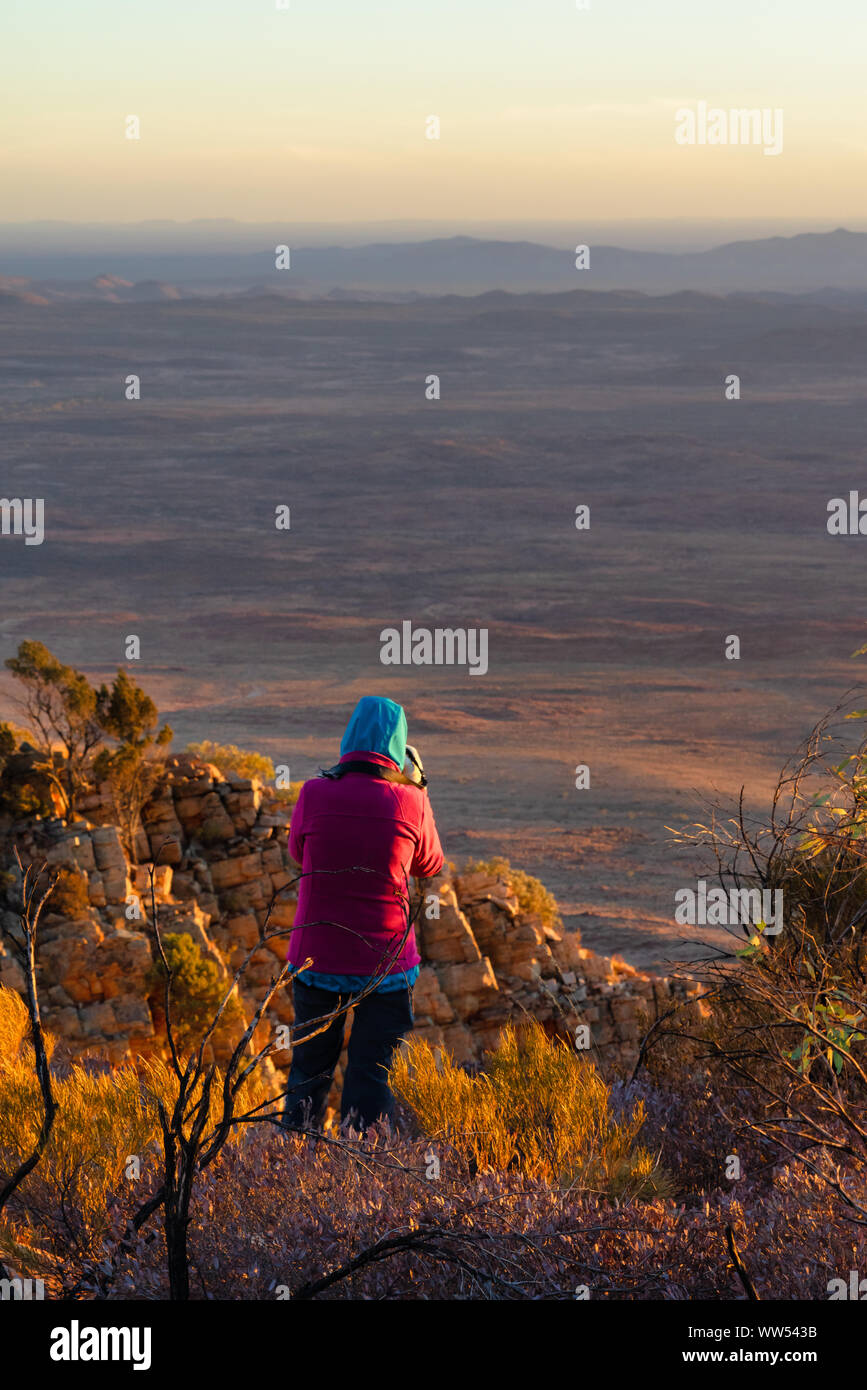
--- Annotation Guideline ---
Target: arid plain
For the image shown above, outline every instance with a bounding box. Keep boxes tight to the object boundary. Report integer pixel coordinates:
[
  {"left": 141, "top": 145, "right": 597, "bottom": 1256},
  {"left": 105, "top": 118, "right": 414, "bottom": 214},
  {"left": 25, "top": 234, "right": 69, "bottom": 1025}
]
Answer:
[{"left": 1, "top": 287, "right": 865, "bottom": 970}]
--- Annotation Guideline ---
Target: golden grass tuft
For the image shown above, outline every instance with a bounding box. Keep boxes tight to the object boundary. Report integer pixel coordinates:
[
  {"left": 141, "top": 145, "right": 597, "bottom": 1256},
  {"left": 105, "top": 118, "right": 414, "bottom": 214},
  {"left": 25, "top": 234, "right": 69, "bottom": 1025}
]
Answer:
[
  {"left": 390, "top": 1020, "right": 671, "bottom": 1199},
  {"left": 0, "top": 985, "right": 268, "bottom": 1272}
]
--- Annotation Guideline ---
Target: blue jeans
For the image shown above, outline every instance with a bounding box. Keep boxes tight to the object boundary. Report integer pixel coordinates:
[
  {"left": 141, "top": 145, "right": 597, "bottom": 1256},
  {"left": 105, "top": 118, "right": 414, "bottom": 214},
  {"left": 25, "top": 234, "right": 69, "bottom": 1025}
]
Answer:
[{"left": 283, "top": 978, "right": 414, "bottom": 1131}]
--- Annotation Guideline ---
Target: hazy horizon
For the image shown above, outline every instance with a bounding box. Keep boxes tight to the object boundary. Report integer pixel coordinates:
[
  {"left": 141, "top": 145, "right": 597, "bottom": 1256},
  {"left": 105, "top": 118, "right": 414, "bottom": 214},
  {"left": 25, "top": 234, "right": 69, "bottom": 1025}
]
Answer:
[{"left": 3, "top": 217, "right": 867, "bottom": 253}]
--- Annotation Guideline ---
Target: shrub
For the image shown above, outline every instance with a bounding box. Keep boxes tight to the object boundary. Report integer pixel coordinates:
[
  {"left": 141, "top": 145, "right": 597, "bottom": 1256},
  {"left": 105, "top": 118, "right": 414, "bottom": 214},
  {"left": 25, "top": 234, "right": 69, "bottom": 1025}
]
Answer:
[
  {"left": 146, "top": 933, "right": 245, "bottom": 1055},
  {"left": 186, "top": 741, "right": 300, "bottom": 807},
  {"left": 185, "top": 740, "right": 272, "bottom": 781},
  {"left": 80, "top": 1124, "right": 867, "bottom": 1301},
  {"left": 4, "top": 992, "right": 866, "bottom": 1300},
  {"left": 0, "top": 985, "right": 160, "bottom": 1266},
  {"left": 661, "top": 711, "right": 867, "bottom": 1215},
  {"left": 390, "top": 1021, "right": 670, "bottom": 1198},
  {"left": 462, "top": 855, "right": 561, "bottom": 930},
  {"left": 198, "top": 820, "right": 229, "bottom": 845},
  {"left": 0, "top": 725, "right": 58, "bottom": 818},
  {"left": 47, "top": 869, "right": 91, "bottom": 919}
]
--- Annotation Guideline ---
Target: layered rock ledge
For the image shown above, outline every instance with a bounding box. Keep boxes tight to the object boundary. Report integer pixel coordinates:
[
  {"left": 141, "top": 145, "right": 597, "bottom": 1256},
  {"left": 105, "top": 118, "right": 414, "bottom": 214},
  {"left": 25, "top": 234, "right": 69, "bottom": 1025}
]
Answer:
[{"left": 0, "top": 756, "right": 702, "bottom": 1089}]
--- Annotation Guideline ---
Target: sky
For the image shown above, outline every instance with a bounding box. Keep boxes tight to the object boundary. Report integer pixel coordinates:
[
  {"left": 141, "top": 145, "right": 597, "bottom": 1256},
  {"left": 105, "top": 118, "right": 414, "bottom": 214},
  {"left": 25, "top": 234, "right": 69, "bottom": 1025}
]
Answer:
[{"left": 3, "top": 0, "right": 867, "bottom": 227}]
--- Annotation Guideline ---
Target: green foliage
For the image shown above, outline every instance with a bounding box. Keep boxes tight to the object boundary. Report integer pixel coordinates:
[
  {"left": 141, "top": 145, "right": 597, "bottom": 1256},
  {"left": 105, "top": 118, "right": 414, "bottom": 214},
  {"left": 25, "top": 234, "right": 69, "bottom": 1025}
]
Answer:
[
  {"left": 0, "top": 721, "right": 16, "bottom": 765},
  {"left": 786, "top": 990, "right": 867, "bottom": 1076},
  {"left": 462, "top": 855, "right": 562, "bottom": 930},
  {"left": 147, "top": 933, "right": 244, "bottom": 1054},
  {"left": 96, "top": 668, "right": 172, "bottom": 752},
  {"left": 186, "top": 741, "right": 272, "bottom": 781},
  {"left": 93, "top": 669, "right": 172, "bottom": 858},
  {"left": 3, "top": 644, "right": 170, "bottom": 829},
  {"left": 4, "top": 641, "right": 102, "bottom": 814},
  {"left": 47, "top": 869, "right": 91, "bottom": 919},
  {"left": 198, "top": 821, "right": 228, "bottom": 845},
  {"left": 0, "top": 779, "right": 53, "bottom": 819},
  {"left": 185, "top": 741, "right": 300, "bottom": 805},
  {"left": 6, "top": 641, "right": 94, "bottom": 722},
  {"left": 391, "top": 1021, "right": 670, "bottom": 1198},
  {"left": 0, "top": 723, "right": 56, "bottom": 817}
]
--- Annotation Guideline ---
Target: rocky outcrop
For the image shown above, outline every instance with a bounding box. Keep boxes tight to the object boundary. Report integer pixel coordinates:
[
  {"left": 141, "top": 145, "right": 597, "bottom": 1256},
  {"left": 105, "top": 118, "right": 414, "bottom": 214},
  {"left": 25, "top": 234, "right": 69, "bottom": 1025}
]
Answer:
[
  {"left": 409, "top": 866, "right": 701, "bottom": 1069},
  {"left": 0, "top": 755, "right": 294, "bottom": 1077},
  {"left": 0, "top": 756, "right": 702, "bottom": 1095}
]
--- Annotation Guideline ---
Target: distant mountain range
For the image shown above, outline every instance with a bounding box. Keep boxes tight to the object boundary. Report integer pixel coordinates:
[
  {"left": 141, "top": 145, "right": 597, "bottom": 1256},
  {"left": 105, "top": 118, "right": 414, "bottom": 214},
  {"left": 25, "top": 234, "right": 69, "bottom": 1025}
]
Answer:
[{"left": 3, "top": 229, "right": 867, "bottom": 300}]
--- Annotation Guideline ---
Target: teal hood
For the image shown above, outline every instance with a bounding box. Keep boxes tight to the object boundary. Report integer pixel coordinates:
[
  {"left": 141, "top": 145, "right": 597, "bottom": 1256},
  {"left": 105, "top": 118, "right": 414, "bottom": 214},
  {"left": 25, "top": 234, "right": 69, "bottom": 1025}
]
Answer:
[{"left": 340, "top": 696, "right": 408, "bottom": 769}]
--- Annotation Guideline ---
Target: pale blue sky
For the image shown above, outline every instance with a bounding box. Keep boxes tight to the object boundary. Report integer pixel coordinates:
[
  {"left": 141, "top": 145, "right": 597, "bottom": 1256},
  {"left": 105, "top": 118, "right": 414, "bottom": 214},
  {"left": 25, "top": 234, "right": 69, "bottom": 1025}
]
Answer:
[{"left": 4, "top": 0, "right": 865, "bottom": 222}]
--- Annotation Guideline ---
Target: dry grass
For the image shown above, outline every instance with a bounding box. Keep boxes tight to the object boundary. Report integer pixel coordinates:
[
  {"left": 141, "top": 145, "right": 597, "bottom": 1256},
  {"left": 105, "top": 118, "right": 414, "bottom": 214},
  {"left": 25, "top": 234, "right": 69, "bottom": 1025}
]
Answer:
[
  {"left": 1, "top": 979, "right": 863, "bottom": 1297},
  {"left": 0, "top": 985, "right": 267, "bottom": 1278},
  {"left": 390, "top": 1021, "right": 671, "bottom": 1198}
]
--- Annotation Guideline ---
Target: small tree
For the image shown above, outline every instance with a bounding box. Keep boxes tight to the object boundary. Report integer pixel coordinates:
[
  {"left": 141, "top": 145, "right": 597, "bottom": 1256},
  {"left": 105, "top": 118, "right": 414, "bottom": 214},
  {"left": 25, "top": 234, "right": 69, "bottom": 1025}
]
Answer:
[
  {"left": 46, "top": 869, "right": 91, "bottom": 919},
  {"left": 94, "top": 669, "right": 172, "bottom": 858},
  {"left": 147, "top": 934, "right": 244, "bottom": 1055},
  {"left": 5, "top": 642, "right": 102, "bottom": 816}
]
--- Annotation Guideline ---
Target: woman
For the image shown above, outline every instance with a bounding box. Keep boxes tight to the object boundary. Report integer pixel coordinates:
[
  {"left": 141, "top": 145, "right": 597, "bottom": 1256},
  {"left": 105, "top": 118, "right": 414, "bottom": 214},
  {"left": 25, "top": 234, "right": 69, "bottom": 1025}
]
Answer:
[{"left": 284, "top": 695, "right": 444, "bottom": 1131}]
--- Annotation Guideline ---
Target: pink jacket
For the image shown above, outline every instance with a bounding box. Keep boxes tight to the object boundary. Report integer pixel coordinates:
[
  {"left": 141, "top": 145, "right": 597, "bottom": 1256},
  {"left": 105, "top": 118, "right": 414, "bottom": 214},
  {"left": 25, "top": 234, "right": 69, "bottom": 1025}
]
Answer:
[{"left": 287, "top": 751, "right": 444, "bottom": 975}]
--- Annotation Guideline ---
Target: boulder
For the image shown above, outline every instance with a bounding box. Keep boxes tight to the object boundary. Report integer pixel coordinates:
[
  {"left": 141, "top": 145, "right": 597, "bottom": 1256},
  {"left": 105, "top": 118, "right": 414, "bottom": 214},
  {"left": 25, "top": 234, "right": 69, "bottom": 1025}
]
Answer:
[
  {"left": 209, "top": 852, "right": 264, "bottom": 892},
  {"left": 90, "top": 826, "right": 127, "bottom": 873},
  {"left": 418, "top": 879, "right": 482, "bottom": 965},
  {"left": 412, "top": 965, "right": 456, "bottom": 1027},
  {"left": 436, "top": 957, "right": 499, "bottom": 1019},
  {"left": 455, "top": 869, "right": 520, "bottom": 917}
]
